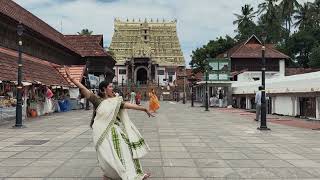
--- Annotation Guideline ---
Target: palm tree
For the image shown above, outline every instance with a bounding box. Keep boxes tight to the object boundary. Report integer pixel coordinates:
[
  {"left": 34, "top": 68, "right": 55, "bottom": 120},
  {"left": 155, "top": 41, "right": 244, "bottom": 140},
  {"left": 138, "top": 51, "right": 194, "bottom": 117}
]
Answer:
[
  {"left": 233, "top": 4, "right": 256, "bottom": 27},
  {"left": 294, "top": 3, "right": 312, "bottom": 30},
  {"left": 77, "top": 29, "right": 93, "bottom": 35},
  {"left": 280, "top": 0, "right": 301, "bottom": 32},
  {"left": 233, "top": 4, "right": 256, "bottom": 40},
  {"left": 257, "top": 0, "right": 278, "bottom": 16}
]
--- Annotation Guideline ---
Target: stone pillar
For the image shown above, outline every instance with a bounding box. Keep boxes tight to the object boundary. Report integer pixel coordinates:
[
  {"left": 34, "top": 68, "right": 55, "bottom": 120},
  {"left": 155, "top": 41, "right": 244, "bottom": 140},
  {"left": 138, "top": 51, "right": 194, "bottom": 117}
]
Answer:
[
  {"left": 279, "top": 59, "right": 285, "bottom": 76},
  {"left": 272, "top": 96, "right": 276, "bottom": 114},
  {"left": 291, "top": 96, "right": 298, "bottom": 116},
  {"left": 316, "top": 97, "right": 320, "bottom": 120},
  {"left": 246, "top": 96, "right": 251, "bottom": 109},
  {"left": 227, "top": 85, "right": 232, "bottom": 106},
  {"left": 131, "top": 64, "right": 135, "bottom": 84},
  {"left": 148, "top": 61, "right": 151, "bottom": 82}
]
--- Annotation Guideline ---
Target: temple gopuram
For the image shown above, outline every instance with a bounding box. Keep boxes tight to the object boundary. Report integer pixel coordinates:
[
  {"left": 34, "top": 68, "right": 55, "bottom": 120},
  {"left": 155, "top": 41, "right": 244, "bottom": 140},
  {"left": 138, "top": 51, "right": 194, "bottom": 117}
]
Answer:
[{"left": 109, "top": 18, "right": 185, "bottom": 97}]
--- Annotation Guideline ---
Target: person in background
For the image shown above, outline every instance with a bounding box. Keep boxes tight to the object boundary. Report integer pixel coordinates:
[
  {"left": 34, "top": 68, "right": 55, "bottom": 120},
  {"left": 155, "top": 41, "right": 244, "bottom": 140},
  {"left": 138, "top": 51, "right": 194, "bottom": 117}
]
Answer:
[
  {"left": 255, "top": 86, "right": 263, "bottom": 121},
  {"left": 148, "top": 89, "right": 160, "bottom": 113},
  {"left": 218, "top": 90, "right": 224, "bottom": 108},
  {"left": 130, "top": 90, "right": 136, "bottom": 104},
  {"left": 136, "top": 91, "right": 142, "bottom": 105}
]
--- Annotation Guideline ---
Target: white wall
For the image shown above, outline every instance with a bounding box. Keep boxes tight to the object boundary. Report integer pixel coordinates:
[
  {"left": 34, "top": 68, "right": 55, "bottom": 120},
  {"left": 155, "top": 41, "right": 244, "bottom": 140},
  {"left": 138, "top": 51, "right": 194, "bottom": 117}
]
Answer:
[
  {"left": 157, "top": 67, "right": 166, "bottom": 86},
  {"left": 237, "top": 71, "right": 280, "bottom": 82},
  {"left": 113, "top": 66, "right": 128, "bottom": 85},
  {"left": 274, "top": 96, "right": 294, "bottom": 116}
]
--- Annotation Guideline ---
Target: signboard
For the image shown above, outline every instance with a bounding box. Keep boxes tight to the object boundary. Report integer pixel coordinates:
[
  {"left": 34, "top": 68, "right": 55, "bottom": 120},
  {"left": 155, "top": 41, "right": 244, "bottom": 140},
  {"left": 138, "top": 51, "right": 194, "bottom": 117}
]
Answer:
[{"left": 206, "top": 58, "right": 231, "bottom": 81}]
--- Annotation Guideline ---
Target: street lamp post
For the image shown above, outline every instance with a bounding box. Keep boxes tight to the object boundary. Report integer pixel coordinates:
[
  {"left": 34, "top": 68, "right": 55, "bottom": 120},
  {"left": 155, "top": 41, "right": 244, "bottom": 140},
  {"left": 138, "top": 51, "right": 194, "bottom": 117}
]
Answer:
[
  {"left": 190, "top": 61, "right": 195, "bottom": 107},
  {"left": 121, "top": 75, "right": 124, "bottom": 93},
  {"left": 205, "top": 68, "right": 209, "bottom": 111},
  {"left": 14, "top": 23, "right": 24, "bottom": 128},
  {"left": 258, "top": 33, "right": 270, "bottom": 130},
  {"left": 183, "top": 67, "right": 186, "bottom": 104}
]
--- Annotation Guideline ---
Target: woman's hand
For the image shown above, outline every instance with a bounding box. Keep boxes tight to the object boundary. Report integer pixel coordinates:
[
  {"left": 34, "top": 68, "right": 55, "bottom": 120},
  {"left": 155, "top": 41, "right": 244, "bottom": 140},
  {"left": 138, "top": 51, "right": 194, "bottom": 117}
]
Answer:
[
  {"left": 145, "top": 109, "right": 155, "bottom": 117},
  {"left": 64, "top": 66, "right": 72, "bottom": 78}
]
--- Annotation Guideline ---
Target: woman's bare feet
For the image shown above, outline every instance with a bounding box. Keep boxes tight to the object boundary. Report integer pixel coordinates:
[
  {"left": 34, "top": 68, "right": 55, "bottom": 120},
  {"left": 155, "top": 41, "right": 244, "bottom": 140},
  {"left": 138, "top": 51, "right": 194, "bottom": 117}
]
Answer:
[{"left": 142, "top": 173, "right": 151, "bottom": 180}]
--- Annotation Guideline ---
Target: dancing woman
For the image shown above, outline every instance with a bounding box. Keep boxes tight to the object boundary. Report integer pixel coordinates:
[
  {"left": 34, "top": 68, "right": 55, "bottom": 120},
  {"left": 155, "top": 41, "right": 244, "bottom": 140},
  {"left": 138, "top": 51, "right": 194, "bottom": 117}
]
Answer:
[{"left": 65, "top": 67, "right": 152, "bottom": 180}]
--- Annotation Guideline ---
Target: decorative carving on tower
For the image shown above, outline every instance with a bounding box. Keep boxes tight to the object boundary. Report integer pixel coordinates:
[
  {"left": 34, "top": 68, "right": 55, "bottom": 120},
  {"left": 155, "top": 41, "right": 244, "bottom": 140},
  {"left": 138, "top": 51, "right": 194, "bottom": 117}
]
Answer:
[{"left": 109, "top": 18, "right": 185, "bottom": 66}]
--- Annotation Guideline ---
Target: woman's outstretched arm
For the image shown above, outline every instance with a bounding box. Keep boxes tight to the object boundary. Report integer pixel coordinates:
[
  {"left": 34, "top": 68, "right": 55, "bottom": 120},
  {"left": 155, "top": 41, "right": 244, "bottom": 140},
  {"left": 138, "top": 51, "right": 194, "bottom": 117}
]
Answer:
[
  {"left": 64, "top": 66, "right": 92, "bottom": 99},
  {"left": 122, "top": 102, "right": 154, "bottom": 117}
]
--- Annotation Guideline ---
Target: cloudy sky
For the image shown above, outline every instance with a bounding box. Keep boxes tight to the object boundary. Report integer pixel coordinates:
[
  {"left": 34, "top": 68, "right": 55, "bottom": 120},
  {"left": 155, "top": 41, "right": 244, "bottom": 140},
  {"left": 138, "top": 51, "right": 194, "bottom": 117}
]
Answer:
[{"left": 14, "top": 0, "right": 313, "bottom": 65}]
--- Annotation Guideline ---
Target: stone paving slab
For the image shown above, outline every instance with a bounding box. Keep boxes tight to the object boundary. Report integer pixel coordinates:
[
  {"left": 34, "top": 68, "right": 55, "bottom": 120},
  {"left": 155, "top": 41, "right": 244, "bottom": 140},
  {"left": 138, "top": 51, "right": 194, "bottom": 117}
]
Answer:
[{"left": 0, "top": 102, "right": 320, "bottom": 179}]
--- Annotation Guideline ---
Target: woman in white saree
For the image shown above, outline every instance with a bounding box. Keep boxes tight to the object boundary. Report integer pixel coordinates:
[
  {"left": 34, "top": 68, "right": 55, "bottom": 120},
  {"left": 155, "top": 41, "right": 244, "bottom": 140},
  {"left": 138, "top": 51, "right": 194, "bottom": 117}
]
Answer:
[{"left": 65, "top": 67, "right": 153, "bottom": 180}]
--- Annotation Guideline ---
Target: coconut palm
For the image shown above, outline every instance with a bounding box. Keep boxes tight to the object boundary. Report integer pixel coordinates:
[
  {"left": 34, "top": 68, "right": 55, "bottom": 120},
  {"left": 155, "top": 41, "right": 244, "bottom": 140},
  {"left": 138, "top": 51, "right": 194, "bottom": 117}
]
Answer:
[
  {"left": 294, "top": 3, "right": 312, "bottom": 30},
  {"left": 280, "top": 0, "right": 301, "bottom": 32}
]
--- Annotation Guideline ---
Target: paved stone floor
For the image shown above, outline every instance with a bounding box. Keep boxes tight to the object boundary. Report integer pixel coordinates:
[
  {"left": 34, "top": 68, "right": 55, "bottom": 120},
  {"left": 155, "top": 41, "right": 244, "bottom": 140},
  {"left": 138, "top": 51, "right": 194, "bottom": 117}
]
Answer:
[{"left": 1, "top": 101, "right": 320, "bottom": 179}]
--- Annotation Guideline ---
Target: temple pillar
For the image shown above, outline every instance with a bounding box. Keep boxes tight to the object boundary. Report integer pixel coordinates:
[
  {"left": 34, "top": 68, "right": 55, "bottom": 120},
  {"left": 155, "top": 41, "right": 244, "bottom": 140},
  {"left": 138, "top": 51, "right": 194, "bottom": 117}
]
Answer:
[{"left": 131, "top": 64, "right": 135, "bottom": 84}]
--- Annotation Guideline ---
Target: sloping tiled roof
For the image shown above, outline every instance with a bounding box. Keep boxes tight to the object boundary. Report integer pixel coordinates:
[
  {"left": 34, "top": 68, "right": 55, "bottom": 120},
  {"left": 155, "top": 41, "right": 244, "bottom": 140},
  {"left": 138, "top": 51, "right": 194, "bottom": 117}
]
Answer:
[
  {"left": 55, "top": 65, "right": 86, "bottom": 87},
  {"left": 0, "top": 47, "right": 69, "bottom": 86},
  {"left": 64, "top": 35, "right": 109, "bottom": 57},
  {"left": 0, "top": 0, "right": 79, "bottom": 55},
  {"left": 217, "top": 35, "right": 289, "bottom": 59}
]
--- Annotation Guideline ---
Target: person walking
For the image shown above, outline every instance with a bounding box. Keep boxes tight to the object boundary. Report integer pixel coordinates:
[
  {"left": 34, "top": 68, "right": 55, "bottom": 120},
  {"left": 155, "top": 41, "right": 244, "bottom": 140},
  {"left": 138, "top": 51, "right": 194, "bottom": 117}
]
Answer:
[
  {"left": 218, "top": 90, "right": 224, "bottom": 108},
  {"left": 255, "top": 86, "right": 263, "bottom": 121},
  {"left": 130, "top": 90, "right": 136, "bottom": 104}
]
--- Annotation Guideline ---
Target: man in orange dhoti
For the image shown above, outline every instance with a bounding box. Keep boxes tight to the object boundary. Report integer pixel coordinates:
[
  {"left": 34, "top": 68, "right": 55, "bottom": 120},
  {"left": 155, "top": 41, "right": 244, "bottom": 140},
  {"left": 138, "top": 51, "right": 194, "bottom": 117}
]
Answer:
[{"left": 148, "top": 89, "right": 160, "bottom": 113}]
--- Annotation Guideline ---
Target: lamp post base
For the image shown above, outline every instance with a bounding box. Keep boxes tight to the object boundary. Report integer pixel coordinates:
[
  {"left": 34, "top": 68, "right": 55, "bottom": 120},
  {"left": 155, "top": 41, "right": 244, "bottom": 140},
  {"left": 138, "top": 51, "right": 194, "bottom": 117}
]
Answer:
[
  {"left": 257, "top": 127, "right": 271, "bottom": 131},
  {"left": 12, "top": 125, "right": 26, "bottom": 129}
]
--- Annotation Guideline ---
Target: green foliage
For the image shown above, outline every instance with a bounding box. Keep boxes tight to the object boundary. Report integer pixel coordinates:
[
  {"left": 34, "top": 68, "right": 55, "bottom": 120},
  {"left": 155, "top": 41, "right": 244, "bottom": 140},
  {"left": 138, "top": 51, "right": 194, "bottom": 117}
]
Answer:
[
  {"left": 191, "top": 0, "right": 320, "bottom": 69},
  {"left": 77, "top": 29, "right": 93, "bottom": 35},
  {"left": 309, "top": 46, "right": 320, "bottom": 68},
  {"left": 190, "top": 36, "right": 236, "bottom": 73}
]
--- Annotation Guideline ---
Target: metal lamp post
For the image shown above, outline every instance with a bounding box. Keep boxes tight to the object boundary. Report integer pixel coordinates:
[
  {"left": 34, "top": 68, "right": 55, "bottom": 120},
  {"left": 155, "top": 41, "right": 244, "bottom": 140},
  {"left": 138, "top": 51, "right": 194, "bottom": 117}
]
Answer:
[
  {"left": 13, "top": 23, "right": 24, "bottom": 128},
  {"left": 121, "top": 75, "right": 124, "bottom": 93},
  {"left": 190, "top": 61, "right": 195, "bottom": 107},
  {"left": 258, "top": 32, "right": 270, "bottom": 130},
  {"left": 205, "top": 68, "right": 209, "bottom": 111}
]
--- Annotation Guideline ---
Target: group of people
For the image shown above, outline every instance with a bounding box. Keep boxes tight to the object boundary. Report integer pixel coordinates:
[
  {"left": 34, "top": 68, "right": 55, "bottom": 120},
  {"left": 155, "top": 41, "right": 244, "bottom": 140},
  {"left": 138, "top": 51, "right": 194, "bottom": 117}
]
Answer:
[
  {"left": 130, "top": 89, "right": 160, "bottom": 113},
  {"left": 209, "top": 90, "right": 225, "bottom": 108},
  {"left": 65, "top": 66, "right": 159, "bottom": 180}
]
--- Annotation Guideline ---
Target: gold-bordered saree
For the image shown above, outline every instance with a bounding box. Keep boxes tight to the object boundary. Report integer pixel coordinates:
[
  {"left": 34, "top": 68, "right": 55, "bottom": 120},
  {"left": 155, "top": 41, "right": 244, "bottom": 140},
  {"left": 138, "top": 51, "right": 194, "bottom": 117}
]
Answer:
[{"left": 92, "top": 96, "right": 150, "bottom": 180}]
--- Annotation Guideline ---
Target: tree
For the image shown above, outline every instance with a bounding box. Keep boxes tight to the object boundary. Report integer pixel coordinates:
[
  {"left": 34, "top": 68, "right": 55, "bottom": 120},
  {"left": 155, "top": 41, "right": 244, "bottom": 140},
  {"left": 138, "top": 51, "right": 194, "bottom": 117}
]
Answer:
[
  {"left": 190, "top": 36, "right": 236, "bottom": 73},
  {"left": 309, "top": 46, "right": 320, "bottom": 67},
  {"left": 233, "top": 4, "right": 257, "bottom": 41},
  {"left": 294, "top": 2, "right": 312, "bottom": 30},
  {"left": 77, "top": 29, "right": 93, "bottom": 35},
  {"left": 257, "top": 0, "right": 285, "bottom": 43},
  {"left": 279, "top": 0, "right": 301, "bottom": 32}
]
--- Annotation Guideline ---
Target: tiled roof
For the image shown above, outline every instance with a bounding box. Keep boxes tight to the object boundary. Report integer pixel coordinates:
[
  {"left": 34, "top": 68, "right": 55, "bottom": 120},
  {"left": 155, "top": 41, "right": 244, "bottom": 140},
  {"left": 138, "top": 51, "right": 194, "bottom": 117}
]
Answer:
[
  {"left": 64, "top": 35, "right": 109, "bottom": 57},
  {"left": 55, "top": 65, "right": 86, "bottom": 87},
  {"left": 217, "top": 35, "right": 289, "bottom": 59},
  {"left": 0, "top": 0, "right": 79, "bottom": 54},
  {"left": 186, "top": 69, "right": 203, "bottom": 81},
  {"left": 0, "top": 47, "right": 69, "bottom": 86}
]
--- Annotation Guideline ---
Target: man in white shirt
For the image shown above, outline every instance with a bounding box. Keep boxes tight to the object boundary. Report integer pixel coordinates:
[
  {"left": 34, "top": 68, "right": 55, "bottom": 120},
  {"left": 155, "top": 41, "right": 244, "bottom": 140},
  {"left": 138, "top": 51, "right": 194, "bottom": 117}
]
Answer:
[{"left": 255, "top": 86, "right": 263, "bottom": 121}]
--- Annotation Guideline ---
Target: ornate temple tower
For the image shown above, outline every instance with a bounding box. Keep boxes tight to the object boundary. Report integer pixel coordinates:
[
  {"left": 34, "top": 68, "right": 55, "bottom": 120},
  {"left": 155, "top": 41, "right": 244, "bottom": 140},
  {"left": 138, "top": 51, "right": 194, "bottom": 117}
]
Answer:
[{"left": 109, "top": 18, "right": 185, "bottom": 87}]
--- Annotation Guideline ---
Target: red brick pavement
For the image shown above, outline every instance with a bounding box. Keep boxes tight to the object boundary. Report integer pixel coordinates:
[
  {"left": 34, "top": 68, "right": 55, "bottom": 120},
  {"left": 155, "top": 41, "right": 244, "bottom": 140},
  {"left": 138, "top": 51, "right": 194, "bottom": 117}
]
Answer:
[{"left": 217, "top": 108, "right": 320, "bottom": 130}]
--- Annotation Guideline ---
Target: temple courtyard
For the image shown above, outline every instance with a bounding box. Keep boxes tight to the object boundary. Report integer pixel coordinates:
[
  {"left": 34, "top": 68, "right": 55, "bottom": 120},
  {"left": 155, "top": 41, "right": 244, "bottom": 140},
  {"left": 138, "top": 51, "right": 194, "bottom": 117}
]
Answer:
[{"left": 1, "top": 101, "right": 320, "bottom": 179}]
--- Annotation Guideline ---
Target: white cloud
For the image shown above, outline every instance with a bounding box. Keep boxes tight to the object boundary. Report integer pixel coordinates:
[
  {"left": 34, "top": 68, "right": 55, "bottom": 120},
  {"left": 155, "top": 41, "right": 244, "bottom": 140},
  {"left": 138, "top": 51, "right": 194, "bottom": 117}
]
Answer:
[{"left": 13, "top": 0, "right": 315, "bottom": 66}]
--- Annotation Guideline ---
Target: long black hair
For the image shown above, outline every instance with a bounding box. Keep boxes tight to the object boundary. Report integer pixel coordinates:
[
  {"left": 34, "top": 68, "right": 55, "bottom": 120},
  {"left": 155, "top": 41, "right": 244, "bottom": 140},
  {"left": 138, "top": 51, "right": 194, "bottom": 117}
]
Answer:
[{"left": 90, "top": 80, "right": 113, "bottom": 128}]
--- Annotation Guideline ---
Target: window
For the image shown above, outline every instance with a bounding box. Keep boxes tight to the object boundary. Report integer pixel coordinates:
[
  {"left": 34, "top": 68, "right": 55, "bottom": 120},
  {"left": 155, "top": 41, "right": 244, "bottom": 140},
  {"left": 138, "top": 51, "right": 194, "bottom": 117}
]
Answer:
[
  {"left": 144, "top": 36, "right": 147, "bottom": 40},
  {"left": 168, "top": 75, "right": 173, "bottom": 82},
  {"left": 157, "top": 70, "right": 164, "bottom": 75},
  {"left": 253, "top": 77, "right": 260, "bottom": 81},
  {"left": 119, "top": 69, "right": 126, "bottom": 75},
  {"left": 168, "top": 71, "right": 175, "bottom": 76}
]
